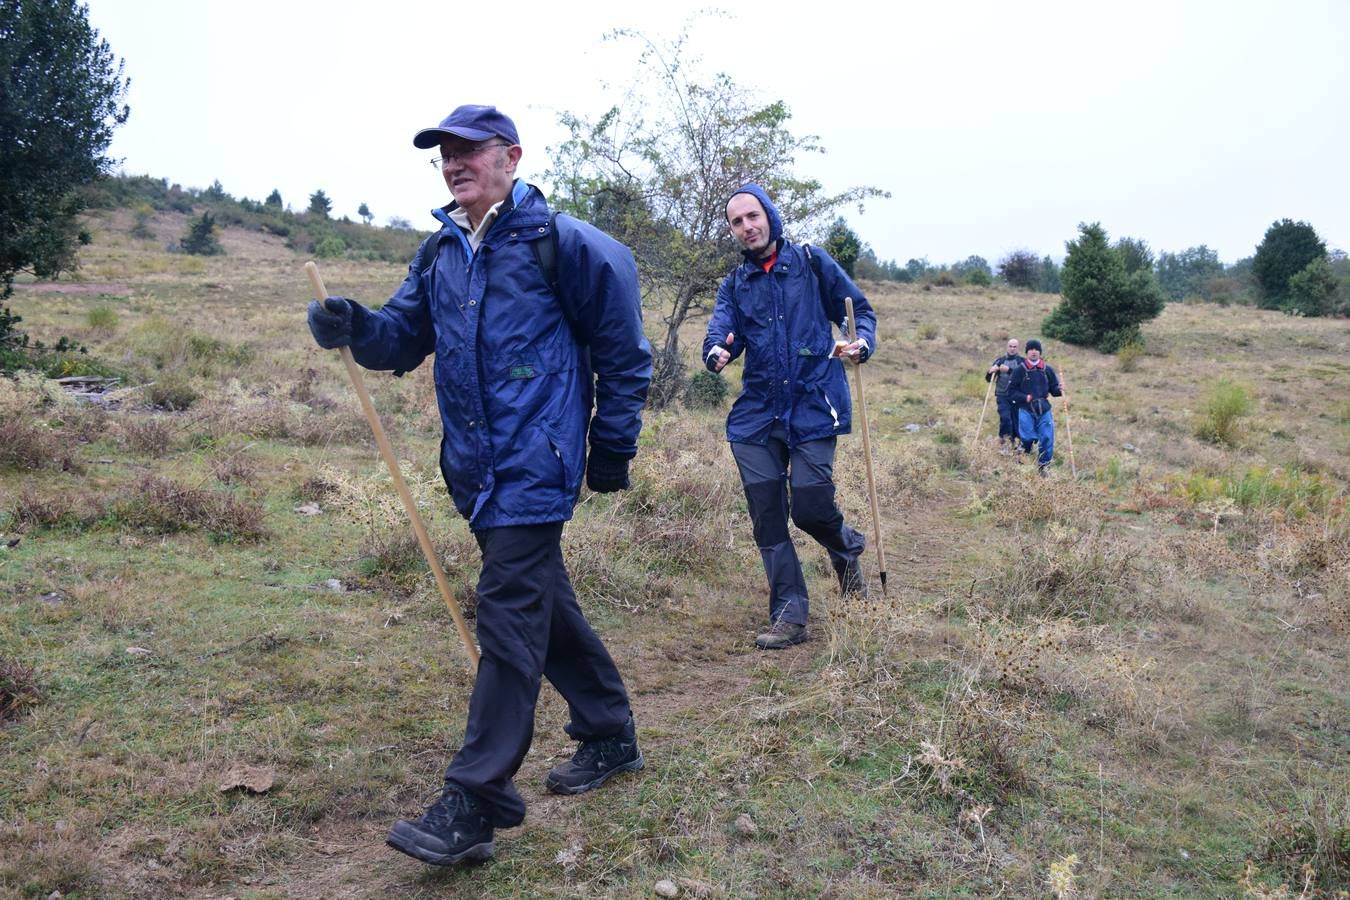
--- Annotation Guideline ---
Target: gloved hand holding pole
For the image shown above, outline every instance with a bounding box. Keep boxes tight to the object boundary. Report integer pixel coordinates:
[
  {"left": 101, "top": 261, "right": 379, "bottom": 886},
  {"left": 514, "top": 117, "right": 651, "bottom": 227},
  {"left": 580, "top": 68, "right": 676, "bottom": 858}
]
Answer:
[{"left": 305, "top": 261, "right": 480, "bottom": 674}]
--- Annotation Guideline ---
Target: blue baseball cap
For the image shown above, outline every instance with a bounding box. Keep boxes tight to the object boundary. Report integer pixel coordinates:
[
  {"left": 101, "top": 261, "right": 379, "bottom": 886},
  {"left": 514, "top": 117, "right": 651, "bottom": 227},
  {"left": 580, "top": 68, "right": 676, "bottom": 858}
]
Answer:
[{"left": 412, "top": 105, "right": 519, "bottom": 149}]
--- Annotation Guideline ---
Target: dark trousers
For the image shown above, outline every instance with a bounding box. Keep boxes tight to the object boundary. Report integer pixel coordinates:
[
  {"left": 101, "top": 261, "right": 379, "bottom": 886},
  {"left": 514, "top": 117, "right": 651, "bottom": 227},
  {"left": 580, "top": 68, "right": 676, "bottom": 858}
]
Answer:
[
  {"left": 996, "top": 394, "right": 1016, "bottom": 440},
  {"left": 730, "top": 425, "right": 865, "bottom": 627},
  {"left": 443, "top": 522, "right": 631, "bottom": 827}
]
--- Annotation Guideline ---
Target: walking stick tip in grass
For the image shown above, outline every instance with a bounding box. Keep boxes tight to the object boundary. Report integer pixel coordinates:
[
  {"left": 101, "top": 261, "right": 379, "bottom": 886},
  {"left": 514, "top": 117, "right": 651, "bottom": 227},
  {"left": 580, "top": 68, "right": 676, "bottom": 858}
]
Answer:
[
  {"left": 304, "top": 261, "right": 480, "bottom": 673},
  {"left": 845, "top": 298, "right": 888, "bottom": 598}
]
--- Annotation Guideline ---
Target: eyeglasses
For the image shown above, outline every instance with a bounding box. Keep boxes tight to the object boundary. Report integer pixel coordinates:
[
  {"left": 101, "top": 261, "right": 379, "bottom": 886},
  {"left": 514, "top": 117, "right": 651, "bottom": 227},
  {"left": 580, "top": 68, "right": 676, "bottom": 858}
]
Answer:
[{"left": 429, "top": 143, "right": 512, "bottom": 169}]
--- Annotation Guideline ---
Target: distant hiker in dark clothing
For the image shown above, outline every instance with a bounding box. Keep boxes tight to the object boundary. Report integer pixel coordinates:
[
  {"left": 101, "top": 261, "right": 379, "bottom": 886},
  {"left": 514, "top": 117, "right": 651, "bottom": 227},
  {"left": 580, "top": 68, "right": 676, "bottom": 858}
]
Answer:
[
  {"left": 985, "top": 337, "right": 1024, "bottom": 451},
  {"left": 1005, "top": 339, "right": 1063, "bottom": 474},
  {"left": 307, "top": 104, "right": 651, "bottom": 867},
  {"left": 703, "top": 183, "right": 877, "bottom": 651}
]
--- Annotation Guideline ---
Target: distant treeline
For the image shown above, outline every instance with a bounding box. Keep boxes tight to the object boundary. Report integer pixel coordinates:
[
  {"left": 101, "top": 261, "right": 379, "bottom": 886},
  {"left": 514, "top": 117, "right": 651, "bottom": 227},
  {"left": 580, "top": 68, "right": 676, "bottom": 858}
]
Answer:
[
  {"left": 831, "top": 217, "right": 1348, "bottom": 315},
  {"left": 85, "top": 175, "right": 425, "bottom": 265}
]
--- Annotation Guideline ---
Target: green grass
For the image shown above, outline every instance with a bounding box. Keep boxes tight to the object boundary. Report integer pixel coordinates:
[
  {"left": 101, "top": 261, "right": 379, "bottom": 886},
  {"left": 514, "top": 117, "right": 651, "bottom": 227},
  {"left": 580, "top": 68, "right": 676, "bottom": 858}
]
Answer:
[{"left": 1, "top": 209, "right": 1347, "bottom": 897}]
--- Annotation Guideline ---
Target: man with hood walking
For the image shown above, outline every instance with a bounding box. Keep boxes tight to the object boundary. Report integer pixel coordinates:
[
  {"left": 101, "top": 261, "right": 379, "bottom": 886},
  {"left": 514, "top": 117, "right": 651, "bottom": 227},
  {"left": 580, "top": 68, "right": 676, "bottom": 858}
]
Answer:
[
  {"left": 306, "top": 105, "right": 652, "bottom": 867},
  {"left": 704, "top": 184, "right": 878, "bottom": 650}
]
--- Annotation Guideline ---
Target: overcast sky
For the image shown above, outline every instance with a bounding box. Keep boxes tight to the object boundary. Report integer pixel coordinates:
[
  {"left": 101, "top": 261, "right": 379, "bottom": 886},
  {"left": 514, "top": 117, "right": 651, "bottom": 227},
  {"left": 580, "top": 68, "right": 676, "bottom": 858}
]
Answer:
[{"left": 85, "top": 0, "right": 1349, "bottom": 267}]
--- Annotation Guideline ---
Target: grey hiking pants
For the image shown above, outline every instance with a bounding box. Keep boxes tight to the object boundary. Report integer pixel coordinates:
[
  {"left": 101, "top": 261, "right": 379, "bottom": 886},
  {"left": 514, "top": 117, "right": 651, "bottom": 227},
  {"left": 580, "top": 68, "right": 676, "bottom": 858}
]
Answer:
[{"left": 730, "top": 424, "right": 866, "bottom": 627}]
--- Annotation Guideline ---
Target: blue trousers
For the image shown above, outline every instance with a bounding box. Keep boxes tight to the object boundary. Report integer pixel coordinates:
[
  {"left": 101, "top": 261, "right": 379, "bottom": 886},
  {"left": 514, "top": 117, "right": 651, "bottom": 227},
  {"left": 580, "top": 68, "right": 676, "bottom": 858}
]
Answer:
[
  {"left": 1018, "top": 405, "right": 1055, "bottom": 466},
  {"left": 730, "top": 425, "right": 865, "bottom": 627},
  {"left": 444, "top": 522, "right": 632, "bottom": 827}
]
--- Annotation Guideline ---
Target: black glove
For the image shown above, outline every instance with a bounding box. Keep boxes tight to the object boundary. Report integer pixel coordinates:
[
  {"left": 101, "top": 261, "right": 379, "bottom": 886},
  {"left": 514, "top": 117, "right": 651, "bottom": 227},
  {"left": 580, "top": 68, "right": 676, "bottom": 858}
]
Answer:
[
  {"left": 307, "top": 297, "right": 354, "bottom": 349},
  {"left": 586, "top": 448, "right": 631, "bottom": 493}
]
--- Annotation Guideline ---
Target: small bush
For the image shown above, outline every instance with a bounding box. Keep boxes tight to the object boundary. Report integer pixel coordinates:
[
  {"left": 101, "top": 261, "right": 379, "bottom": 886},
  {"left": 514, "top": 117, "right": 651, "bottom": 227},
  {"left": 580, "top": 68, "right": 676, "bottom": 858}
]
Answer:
[
  {"left": 118, "top": 417, "right": 176, "bottom": 456},
  {"left": 181, "top": 212, "right": 223, "bottom": 256},
  {"left": 916, "top": 322, "right": 939, "bottom": 341},
  {"left": 8, "top": 489, "right": 79, "bottom": 530},
  {"left": 0, "top": 419, "right": 66, "bottom": 470},
  {"left": 130, "top": 203, "right": 155, "bottom": 239},
  {"left": 1116, "top": 339, "right": 1145, "bottom": 371},
  {"left": 1, "top": 656, "right": 43, "bottom": 723},
  {"left": 146, "top": 376, "right": 200, "bottom": 410},
  {"left": 683, "top": 369, "right": 728, "bottom": 408},
  {"left": 86, "top": 306, "right": 119, "bottom": 332},
  {"left": 107, "top": 474, "right": 267, "bottom": 541},
  {"left": 1193, "top": 380, "right": 1250, "bottom": 446},
  {"left": 314, "top": 236, "right": 347, "bottom": 258}
]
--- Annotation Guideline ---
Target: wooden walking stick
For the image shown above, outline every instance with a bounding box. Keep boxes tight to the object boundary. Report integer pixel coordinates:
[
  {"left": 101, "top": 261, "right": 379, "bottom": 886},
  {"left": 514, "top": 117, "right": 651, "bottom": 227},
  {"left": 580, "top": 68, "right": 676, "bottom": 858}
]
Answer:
[
  {"left": 845, "top": 298, "right": 888, "bottom": 597},
  {"left": 305, "top": 261, "right": 479, "bottom": 673},
  {"left": 971, "top": 371, "right": 995, "bottom": 447},
  {"left": 1058, "top": 362, "right": 1077, "bottom": 478}
]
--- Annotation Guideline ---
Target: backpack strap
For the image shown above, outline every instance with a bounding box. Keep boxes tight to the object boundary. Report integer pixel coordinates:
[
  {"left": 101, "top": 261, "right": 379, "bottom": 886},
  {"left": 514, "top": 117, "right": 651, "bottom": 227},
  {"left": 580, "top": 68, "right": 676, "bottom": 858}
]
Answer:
[
  {"left": 532, "top": 211, "right": 586, "bottom": 346},
  {"left": 418, "top": 211, "right": 582, "bottom": 345},
  {"left": 803, "top": 243, "right": 844, "bottom": 331}
]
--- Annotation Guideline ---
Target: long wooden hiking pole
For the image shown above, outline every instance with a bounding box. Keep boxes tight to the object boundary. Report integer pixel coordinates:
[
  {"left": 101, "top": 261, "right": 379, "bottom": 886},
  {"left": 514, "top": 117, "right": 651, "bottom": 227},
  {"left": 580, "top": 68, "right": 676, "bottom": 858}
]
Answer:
[
  {"left": 1059, "top": 362, "right": 1077, "bottom": 478},
  {"left": 971, "top": 372, "right": 995, "bottom": 447},
  {"left": 305, "top": 262, "right": 479, "bottom": 673},
  {"left": 845, "top": 298, "right": 888, "bottom": 597}
]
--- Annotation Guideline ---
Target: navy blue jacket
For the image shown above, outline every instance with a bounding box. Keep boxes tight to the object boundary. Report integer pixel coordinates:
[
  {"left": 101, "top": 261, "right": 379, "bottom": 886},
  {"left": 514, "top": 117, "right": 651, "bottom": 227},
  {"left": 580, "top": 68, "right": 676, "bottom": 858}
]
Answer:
[
  {"left": 702, "top": 186, "right": 877, "bottom": 448},
  {"left": 343, "top": 181, "right": 652, "bottom": 528},
  {"left": 1006, "top": 361, "right": 1061, "bottom": 415}
]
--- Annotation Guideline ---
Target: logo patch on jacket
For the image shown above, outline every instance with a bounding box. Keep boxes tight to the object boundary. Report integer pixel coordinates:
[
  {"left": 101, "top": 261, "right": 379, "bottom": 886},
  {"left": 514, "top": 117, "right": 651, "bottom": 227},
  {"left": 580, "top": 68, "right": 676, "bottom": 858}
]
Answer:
[{"left": 508, "top": 365, "right": 535, "bottom": 379}]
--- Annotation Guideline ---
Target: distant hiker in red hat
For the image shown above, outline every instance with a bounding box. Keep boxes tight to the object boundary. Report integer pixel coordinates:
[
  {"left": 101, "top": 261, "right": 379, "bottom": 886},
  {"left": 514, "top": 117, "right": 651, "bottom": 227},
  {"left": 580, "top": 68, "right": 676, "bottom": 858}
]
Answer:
[{"left": 1004, "top": 339, "right": 1064, "bottom": 474}]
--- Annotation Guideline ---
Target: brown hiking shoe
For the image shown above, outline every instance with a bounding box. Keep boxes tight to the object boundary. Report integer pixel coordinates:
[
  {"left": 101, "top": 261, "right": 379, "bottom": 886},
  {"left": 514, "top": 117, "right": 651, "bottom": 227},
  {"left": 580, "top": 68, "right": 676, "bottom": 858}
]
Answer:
[{"left": 755, "top": 620, "right": 807, "bottom": 650}]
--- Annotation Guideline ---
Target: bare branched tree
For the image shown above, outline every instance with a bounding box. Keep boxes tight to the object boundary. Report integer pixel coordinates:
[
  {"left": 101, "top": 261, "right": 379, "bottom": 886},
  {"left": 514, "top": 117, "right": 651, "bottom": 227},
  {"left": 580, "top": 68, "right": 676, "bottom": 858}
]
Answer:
[{"left": 545, "top": 21, "right": 888, "bottom": 407}]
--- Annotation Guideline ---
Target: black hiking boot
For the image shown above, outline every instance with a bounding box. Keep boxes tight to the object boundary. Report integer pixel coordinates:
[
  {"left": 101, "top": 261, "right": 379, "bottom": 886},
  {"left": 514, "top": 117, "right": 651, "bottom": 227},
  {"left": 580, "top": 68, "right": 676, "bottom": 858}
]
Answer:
[
  {"left": 834, "top": 558, "right": 870, "bottom": 599},
  {"left": 546, "top": 722, "right": 644, "bottom": 795},
  {"left": 386, "top": 782, "right": 495, "bottom": 866},
  {"left": 755, "top": 620, "right": 807, "bottom": 650}
]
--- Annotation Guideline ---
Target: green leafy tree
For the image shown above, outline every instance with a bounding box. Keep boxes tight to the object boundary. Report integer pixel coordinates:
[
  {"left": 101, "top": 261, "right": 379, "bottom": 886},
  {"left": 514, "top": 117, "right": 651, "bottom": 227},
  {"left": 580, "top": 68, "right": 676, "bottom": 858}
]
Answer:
[
  {"left": 1115, "top": 237, "right": 1153, "bottom": 275},
  {"left": 822, "top": 218, "right": 862, "bottom": 277},
  {"left": 546, "top": 23, "right": 887, "bottom": 406},
  {"left": 1038, "top": 256, "right": 1062, "bottom": 294},
  {"left": 180, "top": 212, "right": 222, "bottom": 256},
  {"left": 264, "top": 189, "right": 283, "bottom": 208},
  {"left": 1044, "top": 222, "right": 1165, "bottom": 352},
  {"left": 203, "top": 179, "right": 227, "bottom": 201},
  {"left": 357, "top": 202, "right": 373, "bottom": 226},
  {"left": 1283, "top": 256, "right": 1337, "bottom": 317},
  {"left": 0, "top": 0, "right": 129, "bottom": 297},
  {"left": 997, "top": 250, "right": 1039, "bottom": 289},
  {"left": 1252, "top": 219, "right": 1326, "bottom": 309},
  {"left": 1156, "top": 245, "right": 1224, "bottom": 301},
  {"left": 953, "top": 255, "right": 991, "bottom": 286},
  {"left": 904, "top": 258, "right": 930, "bottom": 283},
  {"left": 307, "top": 189, "right": 332, "bottom": 218}
]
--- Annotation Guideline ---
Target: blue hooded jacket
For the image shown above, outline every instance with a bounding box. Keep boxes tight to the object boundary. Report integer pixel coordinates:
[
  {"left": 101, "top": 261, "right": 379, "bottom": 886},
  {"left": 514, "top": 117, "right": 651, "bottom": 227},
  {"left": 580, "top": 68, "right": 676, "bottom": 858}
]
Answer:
[
  {"left": 702, "top": 183, "right": 878, "bottom": 447},
  {"left": 342, "top": 180, "right": 652, "bottom": 528}
]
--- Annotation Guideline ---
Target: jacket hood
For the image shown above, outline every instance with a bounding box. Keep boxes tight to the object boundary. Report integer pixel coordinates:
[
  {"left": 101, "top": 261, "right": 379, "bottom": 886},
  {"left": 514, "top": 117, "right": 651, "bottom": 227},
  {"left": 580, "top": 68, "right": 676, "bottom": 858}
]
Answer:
[{"left": 726, "top": 182, "right": 783, "bottom": 248}]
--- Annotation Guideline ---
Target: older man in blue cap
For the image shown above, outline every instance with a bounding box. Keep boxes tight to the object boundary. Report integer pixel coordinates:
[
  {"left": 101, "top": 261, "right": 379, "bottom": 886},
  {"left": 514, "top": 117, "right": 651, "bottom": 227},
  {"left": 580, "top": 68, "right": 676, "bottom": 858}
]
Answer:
[
  {"left": 704, "top": 184, "right": 878, "bottom": 650},
  {"left": 307, "top": 105, "right": 652, "bottom": 866}
]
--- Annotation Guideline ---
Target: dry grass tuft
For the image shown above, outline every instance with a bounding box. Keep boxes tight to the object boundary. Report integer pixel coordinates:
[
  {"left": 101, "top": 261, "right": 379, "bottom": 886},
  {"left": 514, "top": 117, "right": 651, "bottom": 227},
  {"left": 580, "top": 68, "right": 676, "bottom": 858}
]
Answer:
[
  {"left": 0, "top": 656, "right": 43, "bottom": 723},
  {"left": 109, "top": 474, "right": 267, "bottom": 540}
]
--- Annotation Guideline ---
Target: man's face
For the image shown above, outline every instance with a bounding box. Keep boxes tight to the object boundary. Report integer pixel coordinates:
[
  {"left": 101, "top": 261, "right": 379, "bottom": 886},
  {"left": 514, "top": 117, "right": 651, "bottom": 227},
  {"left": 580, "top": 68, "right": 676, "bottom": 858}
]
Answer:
[
  {"left": 439, "top": 136, "right": 519, "bottom": 214},
  {"left": 1007, "top": 339, "right": 1019, "bottom": 356},
  {"left": 1026, "top": 347, "right": 1041, "bottom": 362},
  {"left": 726, "top": 193, "right": 774, "bottom": 257}
]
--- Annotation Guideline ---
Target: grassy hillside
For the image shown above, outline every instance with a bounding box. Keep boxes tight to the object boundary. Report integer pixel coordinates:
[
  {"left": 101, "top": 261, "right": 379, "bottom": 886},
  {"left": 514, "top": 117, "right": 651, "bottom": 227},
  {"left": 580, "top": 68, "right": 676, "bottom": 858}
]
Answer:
[{"left": 1, "top": 208, "right": 1347, "bottom": 898}]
